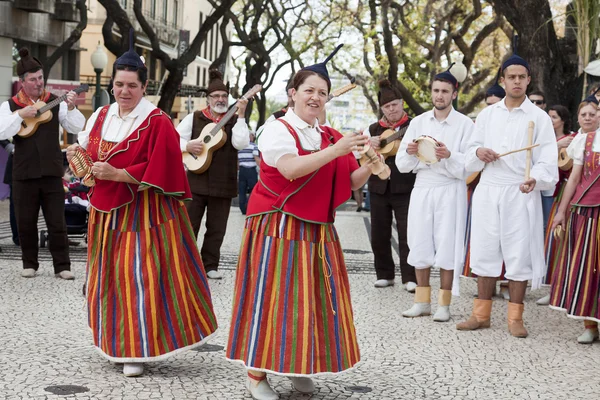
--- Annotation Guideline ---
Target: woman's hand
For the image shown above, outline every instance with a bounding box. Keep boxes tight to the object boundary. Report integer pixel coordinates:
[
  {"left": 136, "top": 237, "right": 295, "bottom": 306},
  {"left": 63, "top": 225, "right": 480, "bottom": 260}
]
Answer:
[
  {"left": 557, "top": 136, "right": 574, "bottom": 150},
  {"left": 333, "top": 133, "right": 368, "bottom": 157},
  {"left": 551, "top": 211, "right": 566, "bottom": 239},
  {"left": 92, "top": 162, "right": 120, "bottom": 181},
  {"left": 66, "top": 144, "right": 80, "bottom": 162}
]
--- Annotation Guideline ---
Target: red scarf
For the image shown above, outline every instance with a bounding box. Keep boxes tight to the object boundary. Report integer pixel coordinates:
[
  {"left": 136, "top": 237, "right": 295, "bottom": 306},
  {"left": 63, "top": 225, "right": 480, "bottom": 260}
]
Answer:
[
  {"left": 379, "top": 113, "right": 409, "bottom": 129},
  {"left": 12, "top": 88, "right": 51, "bottom": 107},
  {"left": 201, "top": 107, "right": 224, "bottom": 123}
]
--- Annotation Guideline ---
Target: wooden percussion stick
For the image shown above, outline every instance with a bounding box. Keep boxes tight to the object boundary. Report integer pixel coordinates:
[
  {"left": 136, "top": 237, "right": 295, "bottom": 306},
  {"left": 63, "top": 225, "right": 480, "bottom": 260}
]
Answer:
[
  {"left": 524, "top": 121, "right": 535, "bottom": 180},
  {"left": 497, "top": 144, "right": 540, "bottom": 158}
]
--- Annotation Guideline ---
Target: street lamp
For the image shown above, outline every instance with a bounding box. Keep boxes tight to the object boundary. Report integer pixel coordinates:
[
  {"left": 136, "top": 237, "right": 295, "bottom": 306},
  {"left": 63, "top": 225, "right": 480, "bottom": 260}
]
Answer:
[
  {"left": 90, "top": 42, "right": 108, "bottom": 111},
  {"left": 449, "top": 61, "right": 468, "bottom": 109}
]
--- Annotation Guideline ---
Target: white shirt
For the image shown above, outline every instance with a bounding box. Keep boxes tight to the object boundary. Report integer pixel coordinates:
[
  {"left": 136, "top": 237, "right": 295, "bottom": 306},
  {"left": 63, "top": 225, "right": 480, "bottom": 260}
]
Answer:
[
  {"left": 567, "top": 128, "right": 600, "bottom": 165},
  {"left": 0, "top": 98, "right": 85, "bottom": 140},
  {"left": 77, "top": 98, "right": 156, "bottom": 149},
  {"left": 258, "top": 109, "right": 324, "bottom": 168},
  {"left": 177, "top": 111, "right": 250, "bottom": 152},
  {"left": 465, "top": 97, "right": 558, "bottom": 191},
  {"left": 396, "top": 108, "right": 475, "bottom": 186}
]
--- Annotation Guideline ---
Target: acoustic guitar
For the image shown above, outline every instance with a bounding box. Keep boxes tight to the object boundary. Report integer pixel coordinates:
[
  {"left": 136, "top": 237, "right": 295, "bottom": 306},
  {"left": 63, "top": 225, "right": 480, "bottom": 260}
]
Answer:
[
  {"left": 15, "top": 84, "right": 89, "bottom": 138},
  {"left": 183, "top": 84, "right": 262, "bottom": 174},
  {"left": 378, "top": 125, "right": 409, "bottom": 158}
]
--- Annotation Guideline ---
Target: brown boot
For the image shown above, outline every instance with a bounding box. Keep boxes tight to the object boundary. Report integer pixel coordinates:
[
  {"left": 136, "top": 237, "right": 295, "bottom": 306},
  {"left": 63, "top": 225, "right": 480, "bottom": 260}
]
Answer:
[
  {"left": 456, "top": 299, "right": 492, "bottom": 330},
  {"left": 507, "top": 302, "right": 528, "bottom": 338}
]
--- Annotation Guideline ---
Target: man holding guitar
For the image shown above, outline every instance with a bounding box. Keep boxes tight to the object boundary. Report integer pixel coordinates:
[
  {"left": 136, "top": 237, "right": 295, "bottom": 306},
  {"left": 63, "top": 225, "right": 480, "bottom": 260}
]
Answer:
[
  {"left": 0, "top": 48, "right": 84, "bottom": 279},
  {"left": 177, "top": 70, "right": 250, "bottom": 280},
  {"left": 363, "top": 79, "right": 417, "bottom": 292}
]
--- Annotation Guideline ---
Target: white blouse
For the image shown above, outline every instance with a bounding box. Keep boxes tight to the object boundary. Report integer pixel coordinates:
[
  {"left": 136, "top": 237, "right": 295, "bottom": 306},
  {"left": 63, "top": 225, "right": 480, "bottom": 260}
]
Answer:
[
  {"left": 566, "top": 128, "right": 600, "bottom": 165},
  {"left": 257, "top": 109, "right": 324, "bottom": 167},
  {"left": 77, "top": 98, "right": 157, "bottom": 149}
]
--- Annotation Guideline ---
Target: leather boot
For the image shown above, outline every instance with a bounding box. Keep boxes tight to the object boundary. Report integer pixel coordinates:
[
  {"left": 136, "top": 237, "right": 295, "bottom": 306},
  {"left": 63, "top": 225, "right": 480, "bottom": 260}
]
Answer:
[
  {"left": 402, "top": 286, "right": 431, "bottom": 317},
  {"left": 456, "top": 299, "right": 492, "bottom": 330},
  {"left": 507, "top": 302, "right": 528, "bottom": 338},
  {"left": 433, "top": 289, "right": 452, "bottom": 322}
]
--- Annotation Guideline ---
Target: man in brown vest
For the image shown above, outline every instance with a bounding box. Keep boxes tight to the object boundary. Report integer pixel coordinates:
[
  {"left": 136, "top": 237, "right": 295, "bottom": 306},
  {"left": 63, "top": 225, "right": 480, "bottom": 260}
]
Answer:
[
  {"left": 177, "top": 70, "right": 249, "bottom": 279},
  {"left": 0, "top": 48, "right": 85, "bottom": 279},
  {"left": 363, "top": 79, "right": 417, "bottom": 291}
]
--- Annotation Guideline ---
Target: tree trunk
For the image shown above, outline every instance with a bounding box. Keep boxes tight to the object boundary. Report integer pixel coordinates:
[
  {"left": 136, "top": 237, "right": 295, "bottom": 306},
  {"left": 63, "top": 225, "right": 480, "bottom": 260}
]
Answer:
[{"left": 157, "top": 68, "right": 184, "bottom": 115}]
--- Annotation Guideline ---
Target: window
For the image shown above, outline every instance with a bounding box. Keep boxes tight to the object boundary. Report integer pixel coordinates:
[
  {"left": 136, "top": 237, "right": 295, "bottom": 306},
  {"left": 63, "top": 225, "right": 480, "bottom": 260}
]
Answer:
[
  {"left": 214, "top": 22, "right": 219, "bottom": 61},
  {"left": 150, "top": 0, "right": 156, "bottom": 19},
  {"left": 202, "top": 68, "right": 207, "bottom": 86},
  {"left": 173, "top": 0, "right": 178, "bottom": 25},
  {"left": 196, "top": 67, "right": 200, "bottom": 86},
  {"left": 120, "top": 0, "right": 127, "bottom": 9},
  {"left": 209, "top": 27, "right": 214, "bottom": 61},
  {"left": 163, "top": 0, "right": 168, "bottom": 24}
]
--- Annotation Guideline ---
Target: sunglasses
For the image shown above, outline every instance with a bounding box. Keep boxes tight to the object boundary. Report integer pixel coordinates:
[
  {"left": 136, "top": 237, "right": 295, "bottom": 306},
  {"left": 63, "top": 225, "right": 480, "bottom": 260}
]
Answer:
[{"left": 531, "top": 100, "right": 545, "bottom": 105}]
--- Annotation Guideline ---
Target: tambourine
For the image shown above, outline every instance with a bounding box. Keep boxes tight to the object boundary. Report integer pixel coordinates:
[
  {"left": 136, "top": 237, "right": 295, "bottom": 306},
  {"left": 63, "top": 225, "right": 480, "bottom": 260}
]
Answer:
[{"left": 414, "top": 135, "right": 440, "bottom": 164}]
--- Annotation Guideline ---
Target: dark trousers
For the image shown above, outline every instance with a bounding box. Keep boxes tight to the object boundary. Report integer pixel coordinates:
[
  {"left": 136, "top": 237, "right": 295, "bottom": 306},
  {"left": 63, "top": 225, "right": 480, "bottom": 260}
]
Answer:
[
  {"left": 186, "top": 193, "right": 232, "bottom": 272},
  {"left": 370, "top": 191, "right": 416, "bottom": 283},
  {"left": 12, "top": 177, "right": 70, "bottom": 272},
  {"left": 9, "top": 184, "right": 19, "bottom": 245},
  {"left": 238, "top": 166, "right": 258, "bottom": 214}
]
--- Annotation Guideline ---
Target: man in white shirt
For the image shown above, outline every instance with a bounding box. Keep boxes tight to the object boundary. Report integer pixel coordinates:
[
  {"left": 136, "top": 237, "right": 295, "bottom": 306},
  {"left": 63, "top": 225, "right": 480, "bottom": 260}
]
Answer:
[
  {"left": 396, "top": 68, "right": 474, "bottom": 322},
  {"left": 177, "top": 70, "right": 249, "bottom": 280},
  {"left": 0, "top": 48, "right": 84, "bottom": 279},
  {"left": 456, "top": 55, "right": 558, "bottom": 337}
]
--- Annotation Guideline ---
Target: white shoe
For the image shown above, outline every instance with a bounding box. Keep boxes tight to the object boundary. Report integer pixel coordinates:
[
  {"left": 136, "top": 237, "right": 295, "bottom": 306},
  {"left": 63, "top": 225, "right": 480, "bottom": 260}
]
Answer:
[
  {"left": 123, "top": 363, "right": 144, "bottom": 377},
  {"left": 21, "top": 268, "right": 36, "bottom": 278},
  {"left": 289, "top": 376, "right": 315, "bottom": 393},
  {"left": 402, "top": 303, "right": 431, "bottom": 318},
  {"left": 405, "top": 281, "right": 417, "bottom": 293},
  {"left": 246, "top": 378, "right": 279, "bottom": 400},
  {"left": 206, "top": 270, "right": 223, "bottom": 280},
  {"left": 577, "top": 329, "right": 599, "bottom": 344},
  {"left": 374, "top": 279, "right": 394, "bottom": 288},
  {"left": 536, "top": 294, "right": 550, "bottom": 306},
  {"left": 55, "top": 270, "right": 75, "bottom": 280},
  {"left": 433, "top": 305, "right": 451, "bottom": 322}
]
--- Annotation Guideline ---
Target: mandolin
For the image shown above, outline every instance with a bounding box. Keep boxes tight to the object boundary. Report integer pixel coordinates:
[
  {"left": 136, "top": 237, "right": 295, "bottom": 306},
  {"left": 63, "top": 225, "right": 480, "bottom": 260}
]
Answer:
[
  {"left": 183, "top": 84, "right": 262, "bottom": 174},
  {"left": 15, "top": 84, "right": 89, "bottom": 138}
]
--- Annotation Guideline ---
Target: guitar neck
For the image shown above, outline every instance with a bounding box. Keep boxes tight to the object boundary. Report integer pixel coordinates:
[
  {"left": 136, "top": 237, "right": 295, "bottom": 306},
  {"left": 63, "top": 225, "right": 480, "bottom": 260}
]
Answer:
[
  {"left": 386, "top": 126, "right": 408, "bottom": 142},
  {"left": 210, "top": 105, "right": 239, "bottom": 135},
  {"left": 38, "top": 93, "right": 68, "bottom": 114}
]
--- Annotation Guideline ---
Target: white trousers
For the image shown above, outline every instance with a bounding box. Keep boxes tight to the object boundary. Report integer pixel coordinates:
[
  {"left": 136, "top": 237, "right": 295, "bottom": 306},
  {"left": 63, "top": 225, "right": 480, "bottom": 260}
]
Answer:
[
  {"left": 407, "top": 181, "right": 467, "bottom": 272},
  {"left": 470, "top": 184, "right": 543, "bottom": 283}
]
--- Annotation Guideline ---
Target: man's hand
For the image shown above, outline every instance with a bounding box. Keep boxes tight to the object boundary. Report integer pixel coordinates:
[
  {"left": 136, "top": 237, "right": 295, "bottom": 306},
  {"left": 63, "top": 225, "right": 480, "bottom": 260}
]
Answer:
[
  {"left": 186, "top": 140, "right": 204, "bottom": 156},
  {"left": 65, "top": 90, "right": 77, "bottom": 111},
  {"left": 18, "top": 106, "right": 37, "bottom": 119},
  {"left": 435, "top": 142, "right": 451, "bottom": 160},
  {"left": 406, "top": 141, "right": 418, "bottom": 155},
  {"left": 476, "top": 147, "right": 499, "bottom": 163},
  {"left": 520, "top": 178, "right": 536, "bottom": 193},
  {"left": 369, "top": 136, "right": 381, "bottom": 150},
  {"left": 237, "top": 97, "right": 249, "bottom": 117}
]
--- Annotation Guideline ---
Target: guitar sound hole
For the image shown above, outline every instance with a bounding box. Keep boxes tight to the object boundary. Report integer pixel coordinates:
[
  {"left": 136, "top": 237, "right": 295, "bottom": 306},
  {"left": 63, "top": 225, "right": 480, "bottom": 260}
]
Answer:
[
  {"left": 380, "top": 140, "right": 386, "bottom": 146},
  {"left": 203, "top": 136, "right": 211, "bottom": 143}
]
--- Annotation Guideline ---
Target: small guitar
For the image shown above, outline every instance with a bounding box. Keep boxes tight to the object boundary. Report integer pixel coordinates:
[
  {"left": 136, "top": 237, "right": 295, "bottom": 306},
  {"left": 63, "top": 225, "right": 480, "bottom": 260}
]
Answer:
[
  {"left": 378, "top": 125, "right": 409, "bottom": 159},
  {"left": 183, "top": 84, "right": 262, "bottom": 174},
  {"left": 15, "top": 84, "right": 89, "bottom": 138},
  {"left": 328, "top": 78, "right": 357, "bottom": 102}
]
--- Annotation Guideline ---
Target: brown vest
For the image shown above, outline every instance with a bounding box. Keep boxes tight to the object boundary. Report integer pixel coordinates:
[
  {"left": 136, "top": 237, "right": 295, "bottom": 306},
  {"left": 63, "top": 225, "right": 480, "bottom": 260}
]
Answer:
[
  {"left": 9, "top": 94, "right": 64, "bottom": 181},
  {"left": 367, "top": 118, "right": 415, "bottom": 194},
  {"left": 186, "top": 110, "right": 239, "bottom": 198}
]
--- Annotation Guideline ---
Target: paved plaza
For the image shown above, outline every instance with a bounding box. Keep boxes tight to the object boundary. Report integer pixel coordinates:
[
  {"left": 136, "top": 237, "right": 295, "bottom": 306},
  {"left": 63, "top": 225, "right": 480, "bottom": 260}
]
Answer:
[{"left": 0, "top": 200, "right": 598, "bottom": 399}]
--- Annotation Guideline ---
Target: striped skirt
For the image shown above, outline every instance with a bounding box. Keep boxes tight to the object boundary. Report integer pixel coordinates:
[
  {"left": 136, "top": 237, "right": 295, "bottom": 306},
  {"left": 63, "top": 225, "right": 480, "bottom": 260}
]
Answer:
[
  {"left": 549, "top": 206, "right": 600, "bottom": 323},
  {"left": 226, "top": 212, "right": 360, "bottom": 376},
  {"left": 87, "top": 190, "right": 218, "bottom": 362},
  {"left": 461, "top": 186, "right": 506, "bottom": 279},
  {"left": 543, "top": 184, "right": 566, "bottom": 285}
]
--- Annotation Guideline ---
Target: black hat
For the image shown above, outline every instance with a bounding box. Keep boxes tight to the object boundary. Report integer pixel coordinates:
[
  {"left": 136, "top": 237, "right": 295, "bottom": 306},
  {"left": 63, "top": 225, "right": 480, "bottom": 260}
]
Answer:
[
  {"left": 114, "top": 29, "right": 146, "bottom": 70},
  {"left": 434, "top": 63, "right": 458, "bottom": 89},
  {"left": 501, "top": 35, "right": 530, "bottom": 73},
  {"left": 486, "top": 68, "right": 505, "bottom": 99},
  {"left": 301, "top": 44, "right": 343, "bottom": 85},
  {"left": 16, "top": 48, "right": 43, "bottom": 76},
  {"left": 207, "top": 69, "right": 229, "bottom": 94},
  {"left": 377, "top": 79, "right": 403, "bottom": 106},
  {"left": 583, "top": 86, "right": 600, "bottom": 106}
]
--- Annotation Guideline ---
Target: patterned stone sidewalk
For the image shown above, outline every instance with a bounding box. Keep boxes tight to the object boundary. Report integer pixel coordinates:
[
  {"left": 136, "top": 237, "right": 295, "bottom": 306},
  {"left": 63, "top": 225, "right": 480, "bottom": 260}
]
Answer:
[{"left": 0, "top": 203, "right": 598, "bottom": 399}]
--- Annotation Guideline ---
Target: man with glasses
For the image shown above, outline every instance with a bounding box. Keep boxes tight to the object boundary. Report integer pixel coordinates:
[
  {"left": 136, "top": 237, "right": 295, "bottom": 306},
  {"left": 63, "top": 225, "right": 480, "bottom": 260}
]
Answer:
[
  {"left": 529, "top": 90, "right": 546, "bottom": 110},
  {"left": 177, "top": 70, "right": 249, "bottom": 280}
]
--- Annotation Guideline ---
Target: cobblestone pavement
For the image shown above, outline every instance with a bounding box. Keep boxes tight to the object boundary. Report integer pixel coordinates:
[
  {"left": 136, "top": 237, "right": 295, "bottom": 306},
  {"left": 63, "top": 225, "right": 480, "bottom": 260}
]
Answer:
[{"left": 0, "top": 201, "right": 598, "bottom": 399}]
